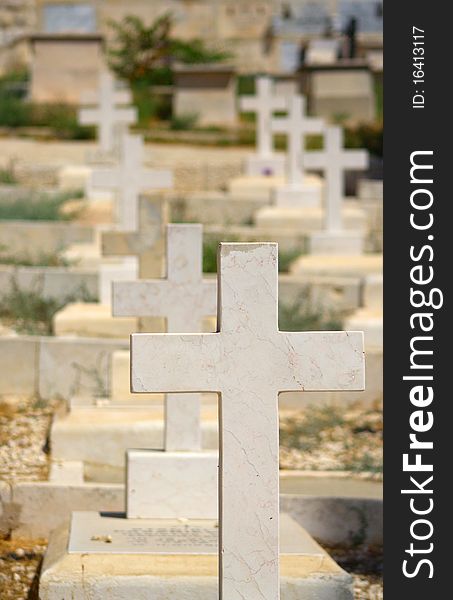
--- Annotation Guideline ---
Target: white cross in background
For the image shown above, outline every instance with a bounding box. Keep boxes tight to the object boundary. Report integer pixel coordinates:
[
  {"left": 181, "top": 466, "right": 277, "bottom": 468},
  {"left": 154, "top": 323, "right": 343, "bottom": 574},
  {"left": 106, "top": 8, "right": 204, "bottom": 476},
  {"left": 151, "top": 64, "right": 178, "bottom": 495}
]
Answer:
[
  {"left": 79, "top": 71, "right": 137, "bottom": 153},
  {"left": 304, "top": 126, "right": 368, "bottom": 231},
  {"left": 90, "top": 133, "right": 173, "bottom": 231},
  {"left": 131, "top": 242, "right": 365, "bottom": 600},
  {"left": 113, "top": 224, "right": 217, "bottom": 451},
  {"left": 240, "top": 76, "right": 288, "bottom": 157},
  {"left": 272, "top": 95, "right": 324, "bottom": 187}
]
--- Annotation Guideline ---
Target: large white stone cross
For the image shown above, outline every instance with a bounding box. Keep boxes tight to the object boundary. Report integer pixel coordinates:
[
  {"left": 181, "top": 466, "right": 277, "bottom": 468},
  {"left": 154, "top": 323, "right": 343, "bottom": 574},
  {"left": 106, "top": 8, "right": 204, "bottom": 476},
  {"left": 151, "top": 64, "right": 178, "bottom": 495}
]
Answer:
[
  {"left": 113, "top": 224, "right": 217, "bottom": 450},
  {"left": 240, "top": 76, "right": 287, "bottom": 157},
  {"left": 304, "top": 126, "right": 368, "bottom": 231},
  {"left": 131, "top": 242, "right": 365, "bottom": 600},
  {"left": 79, "top": 71, "right": 137, "bottom": 153},
  {"left": 91, "top": 133, "right": 173, "bottom": 231},
  {"left": 272, "top": 95, "right": 324, "bottom": 187}
]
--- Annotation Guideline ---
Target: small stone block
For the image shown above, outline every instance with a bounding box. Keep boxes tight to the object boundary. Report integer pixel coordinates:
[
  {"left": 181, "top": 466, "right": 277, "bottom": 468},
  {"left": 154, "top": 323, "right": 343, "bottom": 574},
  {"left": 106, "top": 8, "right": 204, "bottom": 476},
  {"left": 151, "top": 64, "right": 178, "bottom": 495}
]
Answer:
[
  {"left": 126, "top": 450, "right": 219, "bottom": 519},
  {"left": 309, "top": 230, "right": 365, "bottom": 256}
]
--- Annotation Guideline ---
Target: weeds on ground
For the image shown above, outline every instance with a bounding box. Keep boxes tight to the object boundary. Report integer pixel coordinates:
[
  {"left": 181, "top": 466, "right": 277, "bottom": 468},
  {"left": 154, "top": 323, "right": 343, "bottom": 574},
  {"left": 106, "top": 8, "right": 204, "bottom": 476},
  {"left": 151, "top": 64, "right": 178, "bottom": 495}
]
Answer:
[
  {"left": 0, "top": 277, "right": 96, "bottom": 335},
  {"left": 0, "top": 190, "right": 83, "bottom": 221}
]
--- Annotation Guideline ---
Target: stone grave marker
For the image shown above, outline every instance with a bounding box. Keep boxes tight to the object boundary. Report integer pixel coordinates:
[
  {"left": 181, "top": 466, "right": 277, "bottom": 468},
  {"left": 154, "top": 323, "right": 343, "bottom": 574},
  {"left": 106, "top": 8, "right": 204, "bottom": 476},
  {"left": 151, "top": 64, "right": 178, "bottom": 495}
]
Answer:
[
  {"left": 91, "top": 132, "right": 173, "bottom": 231},
  {"left": 79, "top": 71, "right": 137, "bottom": 154},
  {"left": 239, "top": 76, "right": 288, "bottom": 176},
  {"left": 304, "top": 125, "right": 368, "bottom": 254},
  {"left": 272, "top": 94, "right": 325, "bottom": 206},
  {"left": 131, "top": 242, "right": 365, "bottom": 599},
  {"left": 113, "top": 224, "right": 218, "bottom": 520}
]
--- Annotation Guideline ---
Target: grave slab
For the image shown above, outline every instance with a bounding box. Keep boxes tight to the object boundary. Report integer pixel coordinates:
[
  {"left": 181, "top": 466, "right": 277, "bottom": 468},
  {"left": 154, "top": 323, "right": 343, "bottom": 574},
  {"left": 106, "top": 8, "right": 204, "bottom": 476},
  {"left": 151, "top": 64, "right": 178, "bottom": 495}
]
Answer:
[
  {"left": 254, "top": 202, "right": 366, "bottom": 231},
  {"left": 309, "top": 230, "right": 365, "bottom": 255},
  {"left": 228, "top": 175, "right": 285, "bottom": 200},
  {"left": 50, "top": 406, "right": 219, "bottom": 474},
  {"left": 39, "top": 513, "right": 353, "bottom": 599},
  {"left": 291, "top": 253, "right": 383, "bottom": 278},
  {"left": 54, "top": 302, "right": 138, "bottom": 339}
]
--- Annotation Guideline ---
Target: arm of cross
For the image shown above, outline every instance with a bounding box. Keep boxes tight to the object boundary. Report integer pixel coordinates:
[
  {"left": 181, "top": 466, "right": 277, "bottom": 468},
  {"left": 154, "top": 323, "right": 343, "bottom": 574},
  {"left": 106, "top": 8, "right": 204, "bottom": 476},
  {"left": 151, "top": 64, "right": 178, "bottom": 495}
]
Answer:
[
  {"left": 278, "top": 330, "right": 365, "bottom": 392},
  {"left": 113, "top": 279, "right": 216, "bottom": 319},
  {"left": 78, "top": 107, "right": 99, "bottom": 126},
  {"left": 115, "top": 106, "right": 139, "bottom": 125},
  {"left": 131, "top": 333, "right": 221, "bottom": 393},
  {"left": 140, "top": 169, "right": 174, "bottom": 190}
]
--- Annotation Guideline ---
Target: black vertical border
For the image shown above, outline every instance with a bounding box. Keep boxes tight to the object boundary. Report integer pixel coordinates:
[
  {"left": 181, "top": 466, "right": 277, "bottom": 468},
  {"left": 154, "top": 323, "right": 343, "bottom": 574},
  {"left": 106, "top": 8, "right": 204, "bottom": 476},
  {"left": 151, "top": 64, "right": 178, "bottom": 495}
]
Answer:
[{"left": 385, "top": 3, "right": 450, "bottom": 597}]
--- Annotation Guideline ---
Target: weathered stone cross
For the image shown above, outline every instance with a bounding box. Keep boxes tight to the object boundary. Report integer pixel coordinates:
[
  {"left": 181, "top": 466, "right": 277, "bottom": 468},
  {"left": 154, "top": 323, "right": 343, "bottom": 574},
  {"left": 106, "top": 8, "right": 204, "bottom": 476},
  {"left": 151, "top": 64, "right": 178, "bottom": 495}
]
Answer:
[
  {"left": 272, "top": 95, "right": 324, "bottom": 187},
  {"left": 91, "top": 132, "right": 173, "bottom": 231},
  {"left": 79, "top": 71, "right": 137, "bottom": 153},
  {"left": 113, "top": 224, "right": 217, "bottom": 450},
  {"left": 240, "top": 76, "right": 287, "bottom": 157},
  {"left": 101, "top": 196, "right": 168, "bottom": 280},
  {"left": 131, "top": 242, "right": 365, "bottom": 600},
  {"left": 304, "top": 126, "right": 369, "bottom": 231}
]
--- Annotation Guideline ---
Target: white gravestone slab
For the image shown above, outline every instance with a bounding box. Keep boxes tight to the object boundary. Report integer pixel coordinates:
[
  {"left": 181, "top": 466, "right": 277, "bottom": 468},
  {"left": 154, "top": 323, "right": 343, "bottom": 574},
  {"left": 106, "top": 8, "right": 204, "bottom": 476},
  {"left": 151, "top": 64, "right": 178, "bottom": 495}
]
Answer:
[
  {"left": 91, "top": 133, "right": 173, "bottom": 231},
  {"left": 131, "top": 242, "right": 365, "bottom": 600},
  {"left": 79, "top": 71, "right": 137, "bottom": 154},
  {"left": 240, "top": 76, "right": 288, "bottom": 176},
  {"left": 272, "top": 95, "right": 325, "bottom": 206},
  {"left": 114, "top": 224, "right": 217, "bottom": 451},
  {"left": 304, "top": 126, "right": 368, "bottom": 255},
  {"left": 68, "top": 512, "right": 316, "bottom": 556}
]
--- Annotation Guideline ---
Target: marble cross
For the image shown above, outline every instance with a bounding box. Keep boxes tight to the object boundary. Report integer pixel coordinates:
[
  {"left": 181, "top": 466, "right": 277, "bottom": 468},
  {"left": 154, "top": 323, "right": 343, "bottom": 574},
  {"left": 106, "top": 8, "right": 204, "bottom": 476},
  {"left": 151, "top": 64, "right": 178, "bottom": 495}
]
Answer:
[
  {"left": 113, "top": 224, "right": 217, "bottom": 451},
  {"left": 240, "top": 76, "right": 287, "bottom": 157},
  {"left": 79, "top": 71, "right": 137, "bottom": 153},
  {"left": 131, "top": 242, "right": 365, "bottom": 600},
  {"left": 272, "top": 95, "right": 324, "bottom": 187},
  {"left": 304, "top": 126, "right": 368, "bottom": 231},
  {"left": 91, "top": 132, "right": 173, "bottom": 231},
  {"left": 102, "top": 195, "right": 168, "bottom": 280}
]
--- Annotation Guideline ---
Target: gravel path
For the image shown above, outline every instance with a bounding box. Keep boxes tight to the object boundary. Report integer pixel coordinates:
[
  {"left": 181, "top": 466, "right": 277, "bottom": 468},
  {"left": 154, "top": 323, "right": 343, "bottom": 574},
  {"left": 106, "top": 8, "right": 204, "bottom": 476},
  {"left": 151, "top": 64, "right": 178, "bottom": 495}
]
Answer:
[{"left": 0, "top": 397, "right": 56, "bottom": 483}]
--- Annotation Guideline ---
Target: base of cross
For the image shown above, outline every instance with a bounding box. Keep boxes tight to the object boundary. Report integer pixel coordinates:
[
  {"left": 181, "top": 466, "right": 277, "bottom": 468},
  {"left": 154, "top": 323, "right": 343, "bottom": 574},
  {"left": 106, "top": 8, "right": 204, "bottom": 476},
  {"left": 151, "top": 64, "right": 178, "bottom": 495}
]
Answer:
[
  {"left": 309, "top": 229, "right": 366, "bottom": 256},
  {"left": 40, "top": 512, "right": 353, "bottom": 599}
]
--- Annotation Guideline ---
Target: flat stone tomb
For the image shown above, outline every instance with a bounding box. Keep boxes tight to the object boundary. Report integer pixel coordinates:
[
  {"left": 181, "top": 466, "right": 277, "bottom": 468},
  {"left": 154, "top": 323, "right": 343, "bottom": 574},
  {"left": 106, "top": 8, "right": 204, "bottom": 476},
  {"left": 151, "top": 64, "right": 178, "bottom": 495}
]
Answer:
[
  {"left": 79, "top": 71, "right": 137, "bottom": 153},
  {"left": 91, "top": 133, "right": 173, "bottom": 231},
  {"left": 131, "top": 242, "right": 365, "bottom": 600},
  {"left": 272, "top": 95, "right": 324, "bottom": 205},
  {"left": 240, "top": 76, "right": 287, "bottom": 175},
  {"left": 304, "top": 126, "right": 368, "bottom": 255},
  {"left": 68, "top": 512, "right": 315, "bottom": 556},
  {"left": 102, "top": 195, "right": 168, "bottom": 280},
  {"left": 113, "top": 223, "right": 217, "bottom": 451}
]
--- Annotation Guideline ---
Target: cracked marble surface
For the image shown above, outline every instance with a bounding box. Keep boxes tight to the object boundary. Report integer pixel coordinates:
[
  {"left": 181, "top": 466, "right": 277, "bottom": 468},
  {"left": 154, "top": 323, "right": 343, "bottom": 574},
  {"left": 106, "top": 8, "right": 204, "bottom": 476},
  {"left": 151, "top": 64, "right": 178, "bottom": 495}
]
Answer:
[{"left": 131, "top": 243, "right": 364, "bottom": 600}]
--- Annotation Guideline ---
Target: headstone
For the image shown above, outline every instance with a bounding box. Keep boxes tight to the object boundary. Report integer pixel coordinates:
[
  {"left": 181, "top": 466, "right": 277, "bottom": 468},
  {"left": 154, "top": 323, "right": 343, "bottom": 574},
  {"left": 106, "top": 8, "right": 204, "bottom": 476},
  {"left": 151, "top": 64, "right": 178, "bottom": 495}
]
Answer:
[
  {"left": 304, "top": 126, "right": 368, "bottom": 254},
  {"left": 113, "top": 224, "right": 217, "bottom": 451},
  {"left": 131, "top": 242, "right": 365, "bottom": 599},
  {"left": 29, "top": 34, "right": 103, "bottom": 104},
  {"left": 91, "top": 132, "right": 173, "bottom": 231},
  {"left": 239, "top": 76, "right": 288, "bottom": 176},
  {"left": 306, "top": 39, "right": 340, "bottom": 65},
  {"left": 272, "top": 95, "right": 325, "bottom": 206},
  {"left": 102, "top": 195, "right": 168, "bottom": 280},
  {"left": 113, "top": 224, "right": 218, "bottom": 519},
  {"left": 173, "top": 64, "right": 237, "bottom": 127},
  {"left": 79, "top": 71, "right": 137, "bottom": 154}
]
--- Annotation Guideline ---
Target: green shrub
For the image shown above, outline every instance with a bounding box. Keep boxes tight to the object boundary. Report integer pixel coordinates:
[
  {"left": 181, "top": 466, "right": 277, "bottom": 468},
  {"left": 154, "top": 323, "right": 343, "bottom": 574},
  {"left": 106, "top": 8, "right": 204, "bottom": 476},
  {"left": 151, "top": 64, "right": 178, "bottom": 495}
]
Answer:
[
  {"left": 170, "top": 112, "right": 198, "bottom": 131},
  {"left": 0, "top": 250, "right": 73, "bottom": 268},
  {"left": 278, "top": 248, "right": 304, "bottom": 273},
  {"left": 0, "top": 191, "right": 82, "bottom": 221}
]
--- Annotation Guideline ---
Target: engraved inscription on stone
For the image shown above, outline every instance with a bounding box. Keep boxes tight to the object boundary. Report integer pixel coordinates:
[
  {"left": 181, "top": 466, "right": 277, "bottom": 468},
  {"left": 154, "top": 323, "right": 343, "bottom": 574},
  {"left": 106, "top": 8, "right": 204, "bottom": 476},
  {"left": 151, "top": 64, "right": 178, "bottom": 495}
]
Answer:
[{"left": 111, "top": 525, "right": 218, "bottom": 550}]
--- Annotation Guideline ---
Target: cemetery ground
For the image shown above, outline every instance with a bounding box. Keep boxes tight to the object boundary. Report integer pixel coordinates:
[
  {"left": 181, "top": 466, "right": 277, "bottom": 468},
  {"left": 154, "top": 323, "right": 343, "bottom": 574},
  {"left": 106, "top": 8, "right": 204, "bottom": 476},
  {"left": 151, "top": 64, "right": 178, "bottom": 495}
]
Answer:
[{"left": 0, "top": 394, "right": 383, "bottom": 599}]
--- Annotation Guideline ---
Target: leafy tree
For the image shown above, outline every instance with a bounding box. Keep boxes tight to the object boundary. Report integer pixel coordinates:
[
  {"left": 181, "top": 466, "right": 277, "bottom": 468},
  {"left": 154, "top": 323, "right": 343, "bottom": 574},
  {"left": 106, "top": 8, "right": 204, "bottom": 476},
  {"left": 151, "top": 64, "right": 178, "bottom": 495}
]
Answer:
[{"left": 107, "top": 13, "right": 230, "bottom": 86}]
